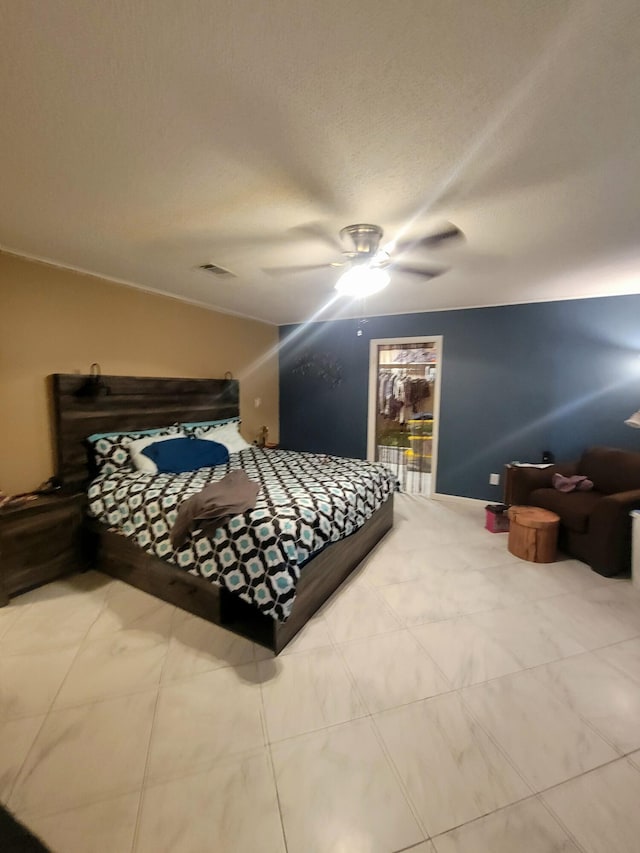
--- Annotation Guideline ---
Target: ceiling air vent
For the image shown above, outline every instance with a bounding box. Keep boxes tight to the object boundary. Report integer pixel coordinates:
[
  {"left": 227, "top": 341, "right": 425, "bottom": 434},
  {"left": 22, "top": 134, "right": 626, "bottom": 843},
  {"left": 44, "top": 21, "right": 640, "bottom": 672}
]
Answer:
[{"left": 197, "top": 263, "right": 237, "bottom": 278}]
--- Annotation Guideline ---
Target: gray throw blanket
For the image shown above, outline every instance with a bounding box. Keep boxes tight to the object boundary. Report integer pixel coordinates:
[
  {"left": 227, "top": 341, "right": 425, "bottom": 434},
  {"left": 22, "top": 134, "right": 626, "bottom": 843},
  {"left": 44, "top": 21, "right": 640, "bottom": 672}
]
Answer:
[{"left": 170, "top": 470, "right": 260, "bottom": 549}]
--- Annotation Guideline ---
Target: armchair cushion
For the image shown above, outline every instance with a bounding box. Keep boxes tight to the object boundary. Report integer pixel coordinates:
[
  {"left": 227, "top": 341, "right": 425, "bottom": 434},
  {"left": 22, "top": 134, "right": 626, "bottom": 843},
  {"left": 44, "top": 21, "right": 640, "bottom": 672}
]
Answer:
[
  {"left": 506, "top": 462, "right": 577, "bottom": 506},
  {"left": 580, "top": 446, "right": 640, "bottom": 495},
  {"left": 529, "top": 488, "right": 605, "bottom": 534}
]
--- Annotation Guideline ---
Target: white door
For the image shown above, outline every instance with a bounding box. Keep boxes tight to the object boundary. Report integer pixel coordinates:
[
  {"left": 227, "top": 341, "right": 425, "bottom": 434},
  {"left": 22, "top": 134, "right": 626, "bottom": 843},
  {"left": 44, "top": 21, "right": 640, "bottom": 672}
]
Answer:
[{"left": 367, "top": 336, "right": 442, "bottom": 496}]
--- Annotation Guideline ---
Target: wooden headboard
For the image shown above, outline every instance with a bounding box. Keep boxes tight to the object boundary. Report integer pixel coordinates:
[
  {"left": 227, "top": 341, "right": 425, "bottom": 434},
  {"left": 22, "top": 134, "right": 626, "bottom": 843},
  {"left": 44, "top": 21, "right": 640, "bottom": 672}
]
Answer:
[{"left": 51, "top": 374, "right": 240, "bottom": 493}]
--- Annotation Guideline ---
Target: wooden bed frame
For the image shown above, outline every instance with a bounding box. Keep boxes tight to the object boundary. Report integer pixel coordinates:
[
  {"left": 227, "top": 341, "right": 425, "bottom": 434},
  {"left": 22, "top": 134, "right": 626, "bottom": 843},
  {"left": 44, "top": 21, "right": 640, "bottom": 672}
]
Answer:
[{"left": 51, "top": 373, "right": 393, "bottom": 653}]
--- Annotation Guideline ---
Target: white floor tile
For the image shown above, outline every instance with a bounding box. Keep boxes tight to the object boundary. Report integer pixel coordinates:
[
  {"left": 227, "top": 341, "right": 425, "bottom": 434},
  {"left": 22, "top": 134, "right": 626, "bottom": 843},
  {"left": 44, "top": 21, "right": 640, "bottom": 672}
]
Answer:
[
  {"left": 380, "top": 570, "right": 518, "bottom": 626},
  {"left": 375, "top": 692, "right": 530, "bottom": 836},
  {"left": 258, "top": 645, "right": 365, "bottom": 742},
  {"left": 462, "top": 670, "right": 617, "bottom": 791},
  {"left": 596, "top": 636, "right": 640, "bottom": 684},
  {"left": 362, "top": 546, "right": 457, "bottom": 586},
  {"left": 146, "top": 663, "right": 265, "bottom": 784},
  {"left": 449, "top": 543, "right": 516, "bottom": 571},
  {"left": 9, "top": 691, "right": 156, "bottom": 815},
  {"left": 383, "top": 523, "right": 447, "bottom": 551},
  {"left": 87, "top": 584, "right": 174, "bottom": 640},
  {"left": 340, "top": 629, "right": 451, "bottom": 712},
  {"left": 482, "top": 561, "right": 572, "bottom": 602},
  {"left": 278, "top": 615, "right": 334, "bottom": 655},
  {"left": 322, "top": 582, "right": 401, "bottom": 643},
  {"left": 432, "top": 797, "right": 580, "bottom": 853},
  {"left": 0, "top": 715, "right": 45, "bottom": 801},
  {"left": 6, "top": 496, "right": 640, "bottom": 852},
  {"left": 459, "top": 530, "right": 510, "bottom": 551},
  {"left": 272, "top": 718, "right": 423, "bottom": 853},
  {"left": 11, "top": 571, "right": 112, "bottom": 607},
  {"left": 53, "top": 630, "right": 167, "bottom": 708},
  {"left": 0, "top": 602, "right": 25, "bottom": 641},
  {"left": 161, "top": 609, "right": 255, "bottom": 682},
  {"left": 411, "top": 617, "right": 523, "bottom": 688},
  {"left": 0, "top": 592, "right": 105, "bottom": 654},
  {"left": 545, "top": 560, "right": 620, "bottom": 595},
  {"left": 533, "top": 591, "right": 640, "bottom": 651},
  {"left": 386, "top": 521, "right": 458, "bottom": 549},
  {"left": 136, "top": 750, "right": 285, "bottom": 853},
  {"left": 471, "top": 602, "right": 586, "bottom": 669},
  {"left": 0, "top": 648, "right": 77, "bottom": 720},
  {"left": 531, "top": 652, "right": 640, "bottom": 753},
  {"left": 22, "top": 791, "right": 140, "bottom": 853},
  {"left": 582, "top": 581, "right": 640, "bottom": 621},
  {"left": 628, "top": 749, "right": 640, "bottom": 771},
  {"left": 543, "top": 758, "right": 640, "bottom": 853}
]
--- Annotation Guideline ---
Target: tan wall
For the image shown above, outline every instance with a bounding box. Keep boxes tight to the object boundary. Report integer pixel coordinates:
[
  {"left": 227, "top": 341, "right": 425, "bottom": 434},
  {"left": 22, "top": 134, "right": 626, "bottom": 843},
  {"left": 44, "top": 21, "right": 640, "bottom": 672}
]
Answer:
[{"left": 0, "top": 252, "right": 279, "bottom": 495}]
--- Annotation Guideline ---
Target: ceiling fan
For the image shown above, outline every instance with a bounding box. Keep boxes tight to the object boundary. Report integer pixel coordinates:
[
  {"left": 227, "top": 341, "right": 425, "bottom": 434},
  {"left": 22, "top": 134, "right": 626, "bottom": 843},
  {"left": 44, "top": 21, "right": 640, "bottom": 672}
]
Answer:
[{"left": 262, "top": 221, "right": 464, "bottom": 296}]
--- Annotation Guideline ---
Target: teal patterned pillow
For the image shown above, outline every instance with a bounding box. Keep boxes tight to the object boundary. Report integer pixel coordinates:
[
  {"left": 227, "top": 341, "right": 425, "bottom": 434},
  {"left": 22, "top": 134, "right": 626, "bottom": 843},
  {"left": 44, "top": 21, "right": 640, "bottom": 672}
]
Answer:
[
  {"left": 182, "top": 417, "right": 240, "bottom": 436},
  {"left": 87, "top": 425, "right": 180, "bottom": 476}
]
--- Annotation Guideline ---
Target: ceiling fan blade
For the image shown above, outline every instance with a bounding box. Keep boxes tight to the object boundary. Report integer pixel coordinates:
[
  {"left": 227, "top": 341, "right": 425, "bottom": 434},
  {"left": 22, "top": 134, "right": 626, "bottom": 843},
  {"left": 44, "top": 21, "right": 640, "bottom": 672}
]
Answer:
[
  {"left": 395, "top": 223, "right": 464, "bottom": 253},
  {"left": 288, "top": 222, "right": 344, "bottom": 252},
  {"left": 392, "top": 264, "right": 447, "bottom": 280},
  {"left": 261, "top": 263, "right": 331, "bottom": 277}
]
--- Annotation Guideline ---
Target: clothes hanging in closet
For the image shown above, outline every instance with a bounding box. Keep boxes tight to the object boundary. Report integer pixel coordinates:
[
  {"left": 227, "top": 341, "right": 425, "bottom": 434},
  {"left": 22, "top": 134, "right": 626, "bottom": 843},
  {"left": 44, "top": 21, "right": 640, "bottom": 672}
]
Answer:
[{"left": 378, "top": 370, "right": 432, "bottom": 423}]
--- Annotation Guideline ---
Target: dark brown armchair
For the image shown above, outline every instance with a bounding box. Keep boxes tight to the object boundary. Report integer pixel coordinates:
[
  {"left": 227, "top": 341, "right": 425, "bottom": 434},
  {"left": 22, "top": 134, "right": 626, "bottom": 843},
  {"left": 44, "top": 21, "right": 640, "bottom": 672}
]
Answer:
[{"left": 506, "top": 446, "right": 640, "bottom": 577}]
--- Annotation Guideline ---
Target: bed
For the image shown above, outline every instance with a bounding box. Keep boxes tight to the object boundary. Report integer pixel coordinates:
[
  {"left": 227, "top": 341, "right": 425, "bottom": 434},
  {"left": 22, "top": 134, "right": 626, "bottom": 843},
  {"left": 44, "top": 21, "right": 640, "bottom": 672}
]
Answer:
[{"left": 51, "top": 373, "right": 394, "bottom": 653}]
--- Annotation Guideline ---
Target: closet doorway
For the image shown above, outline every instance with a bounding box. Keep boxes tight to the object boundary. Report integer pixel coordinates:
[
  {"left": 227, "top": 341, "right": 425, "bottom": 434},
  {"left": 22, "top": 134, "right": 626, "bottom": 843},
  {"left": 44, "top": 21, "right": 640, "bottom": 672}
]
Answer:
[{"left": 367, "top": 336, "right": 442, "bottom": 496}]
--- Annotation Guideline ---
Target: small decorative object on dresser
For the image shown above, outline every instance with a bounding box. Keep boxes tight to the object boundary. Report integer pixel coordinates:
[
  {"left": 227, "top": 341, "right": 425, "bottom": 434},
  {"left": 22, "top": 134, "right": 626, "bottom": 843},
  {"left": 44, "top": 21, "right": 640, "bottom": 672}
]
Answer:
[{"left": 0, "top": 493, "right": 86, "bottom": 605}]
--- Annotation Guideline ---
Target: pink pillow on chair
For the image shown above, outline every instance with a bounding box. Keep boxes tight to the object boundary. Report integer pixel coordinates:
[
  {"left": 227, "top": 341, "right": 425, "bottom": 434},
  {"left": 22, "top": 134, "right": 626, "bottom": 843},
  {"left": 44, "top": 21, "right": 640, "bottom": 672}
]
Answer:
[{"left": 552, "top": 473, "right": 594, "bottom": 493}]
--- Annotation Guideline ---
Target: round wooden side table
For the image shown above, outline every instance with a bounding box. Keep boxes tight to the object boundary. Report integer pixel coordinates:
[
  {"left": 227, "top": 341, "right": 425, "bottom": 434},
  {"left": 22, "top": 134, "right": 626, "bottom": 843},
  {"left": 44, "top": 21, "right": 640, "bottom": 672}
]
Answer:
[{"left": 507, "top": 505, "right": 560, "bottom": 563}]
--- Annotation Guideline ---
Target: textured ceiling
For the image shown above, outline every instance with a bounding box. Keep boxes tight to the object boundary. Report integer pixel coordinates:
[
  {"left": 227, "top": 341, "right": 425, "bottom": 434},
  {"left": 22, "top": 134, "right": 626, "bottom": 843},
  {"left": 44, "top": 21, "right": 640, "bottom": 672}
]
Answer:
[{"left": 1, "top": 0, "right": 639, "bottom": 325}]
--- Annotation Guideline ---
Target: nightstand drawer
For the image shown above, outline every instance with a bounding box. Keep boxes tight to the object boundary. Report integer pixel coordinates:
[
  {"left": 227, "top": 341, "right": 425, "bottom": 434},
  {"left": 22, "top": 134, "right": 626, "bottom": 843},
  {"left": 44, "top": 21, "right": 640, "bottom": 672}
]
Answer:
[
  {"left": 2, "top": 544, "right": 82, "bottom": 597},
  {"left": 0, "top": 494, "right": 86, "bottom": 602}
]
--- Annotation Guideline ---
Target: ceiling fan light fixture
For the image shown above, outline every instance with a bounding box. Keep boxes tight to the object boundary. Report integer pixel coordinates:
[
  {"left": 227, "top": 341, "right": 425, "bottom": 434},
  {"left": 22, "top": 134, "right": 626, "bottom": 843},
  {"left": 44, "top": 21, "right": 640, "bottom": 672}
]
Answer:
[{"left": 335, "top": 265, "right": 390, "bottom": 297}]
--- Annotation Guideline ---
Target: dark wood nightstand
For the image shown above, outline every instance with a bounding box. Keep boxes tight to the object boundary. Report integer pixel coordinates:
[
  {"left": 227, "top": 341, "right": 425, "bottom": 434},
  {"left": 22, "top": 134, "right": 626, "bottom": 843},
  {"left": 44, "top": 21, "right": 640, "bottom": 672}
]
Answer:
[
  {"left": 0, "top": 493, "right": 87, "bottom": 605},
  {"left": 503, "top": 463, "right": 517, "bottom": 505}
]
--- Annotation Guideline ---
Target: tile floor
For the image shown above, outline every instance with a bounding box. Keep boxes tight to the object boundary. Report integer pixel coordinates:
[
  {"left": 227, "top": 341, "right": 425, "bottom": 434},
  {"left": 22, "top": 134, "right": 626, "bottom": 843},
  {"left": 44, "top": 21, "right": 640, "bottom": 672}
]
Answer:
[{"left": 1, "top": 494, "right": 640, "bottom": 852}]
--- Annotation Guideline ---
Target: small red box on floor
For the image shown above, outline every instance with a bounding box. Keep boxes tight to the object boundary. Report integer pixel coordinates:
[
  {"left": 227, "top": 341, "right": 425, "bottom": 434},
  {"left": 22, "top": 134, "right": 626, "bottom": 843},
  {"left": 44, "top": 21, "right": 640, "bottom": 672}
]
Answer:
[{"left": 485, "top": 504, "right": 510, "bottom": 533}]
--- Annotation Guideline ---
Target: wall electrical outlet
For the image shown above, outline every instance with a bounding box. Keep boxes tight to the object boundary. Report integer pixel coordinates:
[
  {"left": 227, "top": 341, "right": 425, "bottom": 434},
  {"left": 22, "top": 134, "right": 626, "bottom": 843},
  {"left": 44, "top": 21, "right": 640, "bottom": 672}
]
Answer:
[{"left": 489, "top": 473, "right": 500, "bottom": 486}]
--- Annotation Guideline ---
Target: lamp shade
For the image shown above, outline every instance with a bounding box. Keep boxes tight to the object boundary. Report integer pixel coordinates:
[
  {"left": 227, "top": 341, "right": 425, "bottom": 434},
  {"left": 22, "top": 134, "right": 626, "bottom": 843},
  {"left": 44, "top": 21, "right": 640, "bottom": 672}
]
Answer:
[{"left": 625, "top": 410, "right": 640, "bottom": 429}]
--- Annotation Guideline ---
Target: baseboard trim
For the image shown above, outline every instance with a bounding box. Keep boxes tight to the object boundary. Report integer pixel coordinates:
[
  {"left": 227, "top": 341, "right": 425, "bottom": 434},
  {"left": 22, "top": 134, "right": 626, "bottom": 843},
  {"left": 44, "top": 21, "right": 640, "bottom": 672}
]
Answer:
[{"left": 431, "top": 492, "right": 488, "bottom": 508}]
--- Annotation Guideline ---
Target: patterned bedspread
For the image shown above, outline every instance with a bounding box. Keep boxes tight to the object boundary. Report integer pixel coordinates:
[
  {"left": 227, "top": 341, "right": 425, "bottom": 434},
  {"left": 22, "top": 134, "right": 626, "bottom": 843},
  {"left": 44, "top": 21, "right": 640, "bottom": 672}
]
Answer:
[{"left": 87, "top": 448, "right": 395, "bottom": 622}]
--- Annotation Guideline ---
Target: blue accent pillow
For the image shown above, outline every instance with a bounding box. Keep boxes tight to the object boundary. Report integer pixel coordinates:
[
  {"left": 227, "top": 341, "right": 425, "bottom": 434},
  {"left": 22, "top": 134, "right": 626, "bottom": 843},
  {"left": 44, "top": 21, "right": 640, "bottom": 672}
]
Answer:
[
  {"left": 142, "top": 437, "right": 229, "bottom": 474},
  {"left": 87, "top": 425, "right": 181, "bottom": 475}
]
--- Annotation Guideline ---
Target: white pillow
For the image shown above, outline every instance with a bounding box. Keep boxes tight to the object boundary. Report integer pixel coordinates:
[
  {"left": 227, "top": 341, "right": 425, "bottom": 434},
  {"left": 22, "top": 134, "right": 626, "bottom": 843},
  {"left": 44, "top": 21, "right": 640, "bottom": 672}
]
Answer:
[
  {"left": 129, "top": 432, "right": 187, "bottom": 474},
  {"left": 198, "top": 422, "right": 251, "bottom": 453}
]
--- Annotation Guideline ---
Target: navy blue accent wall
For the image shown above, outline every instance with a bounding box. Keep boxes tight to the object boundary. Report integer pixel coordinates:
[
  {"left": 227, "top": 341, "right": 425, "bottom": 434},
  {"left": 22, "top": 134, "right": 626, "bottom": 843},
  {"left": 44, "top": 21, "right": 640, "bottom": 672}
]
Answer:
[{"left": 279, "top": 294, "right": 640, "bottom": 500}]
